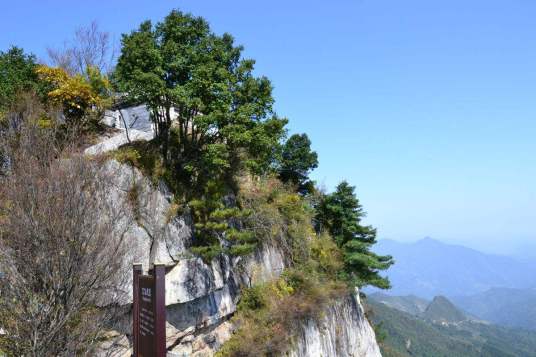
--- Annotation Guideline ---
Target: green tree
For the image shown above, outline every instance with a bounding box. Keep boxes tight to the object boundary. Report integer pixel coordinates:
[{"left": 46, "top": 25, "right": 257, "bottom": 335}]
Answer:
[
  {"left": 316, "top": 181, "right": 393, "bottom": 289},
  {"left": 114, "top": 10, "right": 287, "bottom": 260},
  {"left": 0, "top": 47, "right": 39, "bottom": 112},
  {"left": 114, "top": 10, "right": 286, "bottom": 186},
  {"left": 278, "top": 133, "right": 318, "bottom": 194}
]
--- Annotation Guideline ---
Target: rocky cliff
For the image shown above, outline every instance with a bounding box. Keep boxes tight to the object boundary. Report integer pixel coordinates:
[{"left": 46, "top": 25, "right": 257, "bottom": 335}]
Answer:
[
  {"left": 97, "top": 159, "right": 381, "bottom": 357},
  {"left": 289, "top": 292, "right": 381, "bottom": 357}
]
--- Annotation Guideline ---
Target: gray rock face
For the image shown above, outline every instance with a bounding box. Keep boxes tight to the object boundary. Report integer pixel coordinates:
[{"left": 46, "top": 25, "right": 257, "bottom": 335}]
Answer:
[
  {"left": 84, "top": 129, "right": 154, "bottom": 156},
  {"left": 104, "top": 105, "right": 154, "bottom": 133},
  {"left": 99, "top": 160, "right": 381, "bottom": 356},
  {"left": 85, "top": 104, "right": 157, "bottom": 156},
  {"left": 289, "top": 290, "right": 382, "bottom": 357},
  {"left": 105, "top": 160, "right": 192, "bottom": 264}
]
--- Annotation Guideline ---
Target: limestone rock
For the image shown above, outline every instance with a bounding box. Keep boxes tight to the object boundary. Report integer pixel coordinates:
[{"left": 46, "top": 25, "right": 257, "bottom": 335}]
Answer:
[
  {"left": 94, "top": 330, "right": 131, "bottom": 357},
  {"left": 90, "top": 157, "right": 381, "bottom": 356},
  {"left": 106, "top": 105, "right": 154, "bottom": 133},
  {"left": 169, "top": 321, "right": 234, "bottom": 357},
  {"left": 84, "top": 129, "right": 154, "bottom": 156},
  {"left": 289, "top": 289, "right": 382, "bottom": 357}
]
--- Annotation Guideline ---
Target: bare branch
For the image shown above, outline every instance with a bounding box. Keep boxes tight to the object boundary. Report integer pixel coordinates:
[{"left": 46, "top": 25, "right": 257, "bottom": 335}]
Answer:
[
  {"left": 0, "top": 107, "right": 131, "bottom": 356},
  {"left": 47, "top": 21, "right": 116, "bottom": 76}
]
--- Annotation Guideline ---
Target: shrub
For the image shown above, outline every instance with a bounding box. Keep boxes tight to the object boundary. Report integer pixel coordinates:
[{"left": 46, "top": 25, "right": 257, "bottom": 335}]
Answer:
[
  {"left": 217, "top": 175, "right": 353, "bottom": 356},
  {"left": 110, "top": 140, "right": 166, "bottom": 186},
  {"left": 217, "top": 269, "right": 347, "bottom": 357},
  {"left": 36, "top": 65, "right": 111, "bottom": 126},
  {"left": 127, "top": 183, "right": 141, "bottom": 221},
  {"left": 0, "top": 117, "right": 131, "bottom": 356},
  {"left": 238, "top": 176, "right": 315, "bottom": 265}
]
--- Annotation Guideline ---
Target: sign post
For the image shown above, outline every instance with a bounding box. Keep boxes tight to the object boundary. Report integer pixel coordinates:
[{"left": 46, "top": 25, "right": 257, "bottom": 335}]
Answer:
[{"left": 133, "top": 263, "right": 166, "bottom": 357}]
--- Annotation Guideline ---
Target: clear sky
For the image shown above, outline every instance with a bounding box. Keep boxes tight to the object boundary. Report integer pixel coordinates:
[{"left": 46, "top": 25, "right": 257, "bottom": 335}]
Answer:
[{"left": 2, "top": 0, "right": 535, "bottom": 255}]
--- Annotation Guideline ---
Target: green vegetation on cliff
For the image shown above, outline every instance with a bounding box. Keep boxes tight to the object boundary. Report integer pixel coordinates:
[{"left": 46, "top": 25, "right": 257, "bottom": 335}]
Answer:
[
  {"left": 316, "top": 181, "right": 394, "bottom": 289},
  {"left": 109, "top": 11, "right": 393, "bottom": 355},
  {"left": 216, "top": 177, "right": 348, "bottom": 356},
  {"left": 111, "top": 8, "right": 392, "bottom": 291},
  {"left": 1, "top": 8, "right": 392, "bottom": 356}
]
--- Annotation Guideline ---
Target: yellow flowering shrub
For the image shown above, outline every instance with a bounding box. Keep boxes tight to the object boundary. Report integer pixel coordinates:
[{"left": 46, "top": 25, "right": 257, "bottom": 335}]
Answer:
[{"left": 36, "top": 65, "right": 110, "bottom": 121}]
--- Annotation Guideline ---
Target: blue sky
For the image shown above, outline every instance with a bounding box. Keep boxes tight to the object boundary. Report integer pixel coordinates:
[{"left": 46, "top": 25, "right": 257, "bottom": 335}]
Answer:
[{"left": 2, "top": 0, "right": 535, "bottom": 254}]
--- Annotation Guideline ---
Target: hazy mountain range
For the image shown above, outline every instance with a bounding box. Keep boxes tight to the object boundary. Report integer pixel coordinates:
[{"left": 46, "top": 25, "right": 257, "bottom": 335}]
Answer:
[
  {"left": 368, "top": 292, "right": 429, "bottom": 316},
  {"left": 369, "top": 293, "right": 469, "bottom": 323},
  {"left": 452, "top": 287, "right": 536, "bottom": 331},
  {"left": 368, "top": 237, "right": 536, "bottom": 332},
  {"left": 367, "top": 295, "right": 536, "bottom": 357},
  {"left": 373, "top": 237, "right": 536, "bottom": 298}
]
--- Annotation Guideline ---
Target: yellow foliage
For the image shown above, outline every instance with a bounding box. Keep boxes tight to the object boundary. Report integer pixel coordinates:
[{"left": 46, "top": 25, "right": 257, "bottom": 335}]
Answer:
[
  {"left": 37, "top": 114, "right": 54, "bottom": 129},
  {"left": 36, "top": 65, "right": 110, "bottom": 119},
  {"left": 272, "top": 278, "right": 294, "bottom": 298},
  {"left": 35, "top": 65, "right": 69, "bottom": 86},
  {"left": 310, "top": 232, "right": 345, "bottom": 276}
]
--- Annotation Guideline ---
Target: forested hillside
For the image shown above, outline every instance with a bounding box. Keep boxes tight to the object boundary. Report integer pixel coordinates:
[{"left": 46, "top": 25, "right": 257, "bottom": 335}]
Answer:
[
  {"left": 368, "top": 298, "right": 536, "bottom": 357},
  {"left": 452, "top": 288, "right": 536, "bottom": 331}
]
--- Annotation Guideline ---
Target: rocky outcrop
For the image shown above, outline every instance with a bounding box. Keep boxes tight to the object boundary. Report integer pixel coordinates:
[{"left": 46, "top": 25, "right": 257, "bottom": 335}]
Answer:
[
  {"left": 98, "top": 160, "right": 381, "bottom": 356},
  {"left": 86, "top": 105, "right": 156, "bottom": 156},
  {"left": 290, "top": 291, "right": 382, "bottom": 357},
  {"left": 103, "top": 105, "right": 154, "bottom": 133},
  {"left": 84, "top": 129, "right": 154, "bottom": 156},
  {"left": 86, "top": 104, "right": 191, "bottom": 156}
]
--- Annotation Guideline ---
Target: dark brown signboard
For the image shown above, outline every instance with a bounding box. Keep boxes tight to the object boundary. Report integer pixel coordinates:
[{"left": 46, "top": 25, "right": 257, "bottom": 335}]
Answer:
[{"left": 133, "top": 264, "right": 166, "bottom": 357}]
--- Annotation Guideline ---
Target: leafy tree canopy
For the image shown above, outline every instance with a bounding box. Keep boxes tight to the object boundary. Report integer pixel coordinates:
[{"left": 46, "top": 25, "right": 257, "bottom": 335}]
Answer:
[
  {"left": 315, "top": 181, "right": 394, "bottom": 289},
  {"left": 114, "top": 10, "right": 287, "bottom": 188},
  {"left": 114, "top": 10, "right": 289, "bottom": 261},
  {"left": 278, "top": 133, "right": 318, "bottom": 194},
  {"left": 0, "top": 47, "right": 39, "bottom": 112}
]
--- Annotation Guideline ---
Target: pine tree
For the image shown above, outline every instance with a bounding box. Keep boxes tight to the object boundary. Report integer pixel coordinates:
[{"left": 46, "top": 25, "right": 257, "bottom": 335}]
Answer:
[
  {"left": 278, "top": 133, "right": 318, "bottom": 194},
  {"left": 316, "top": 181, "right": 393, "bottom": 289}
]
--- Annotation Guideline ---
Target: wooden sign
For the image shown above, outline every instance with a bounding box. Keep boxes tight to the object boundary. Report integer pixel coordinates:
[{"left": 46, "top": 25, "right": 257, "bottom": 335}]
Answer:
[{"left": 133, "top": 264, "right": 166, "bottom": 357}]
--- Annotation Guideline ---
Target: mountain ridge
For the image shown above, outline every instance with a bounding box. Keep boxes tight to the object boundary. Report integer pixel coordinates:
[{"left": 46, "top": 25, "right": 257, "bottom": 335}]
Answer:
[
  {"left": 422, "top": 296, "right": 467, "bottom": 323},
  {"left": 367, "top": 297, "right": 536, "bottom": 357},
  {"left": 452, "top": 287, "right": 536, "bottom": 331},
  {"left": 372, "top": 237, "right": 536, "bottom": 298}
]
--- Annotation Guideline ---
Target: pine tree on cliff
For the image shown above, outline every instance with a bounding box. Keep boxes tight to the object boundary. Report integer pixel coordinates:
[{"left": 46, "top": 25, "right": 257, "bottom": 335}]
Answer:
[
  {"left": 278, "top": 133, "right": 318, "bottom": 195},
  {"left": 315, "top": 181, "right": 394, "bottom": 289}
]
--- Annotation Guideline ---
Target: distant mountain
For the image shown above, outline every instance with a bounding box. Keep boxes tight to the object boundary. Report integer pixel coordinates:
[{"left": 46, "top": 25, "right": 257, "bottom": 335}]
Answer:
[
  {"left": 373, "top": 238, "right": 536, "bottom": 298},
  {"left": 368, "top": 293, "right": 469, "bottom": 323},
  {"left": 422, "top": 296, "right": 467, "bottom": 323},
  {"left": 367, "top": 298, "right": 536, "bottom": 357},
  {"left": 513, "top": 243, "right": 536, "bottom": 263},
  {"left": 369, "top": 292, "right": 429, "bottom": 316},
  {"left": 452, "top": 287, "right": 536, "bottom": 331}
]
